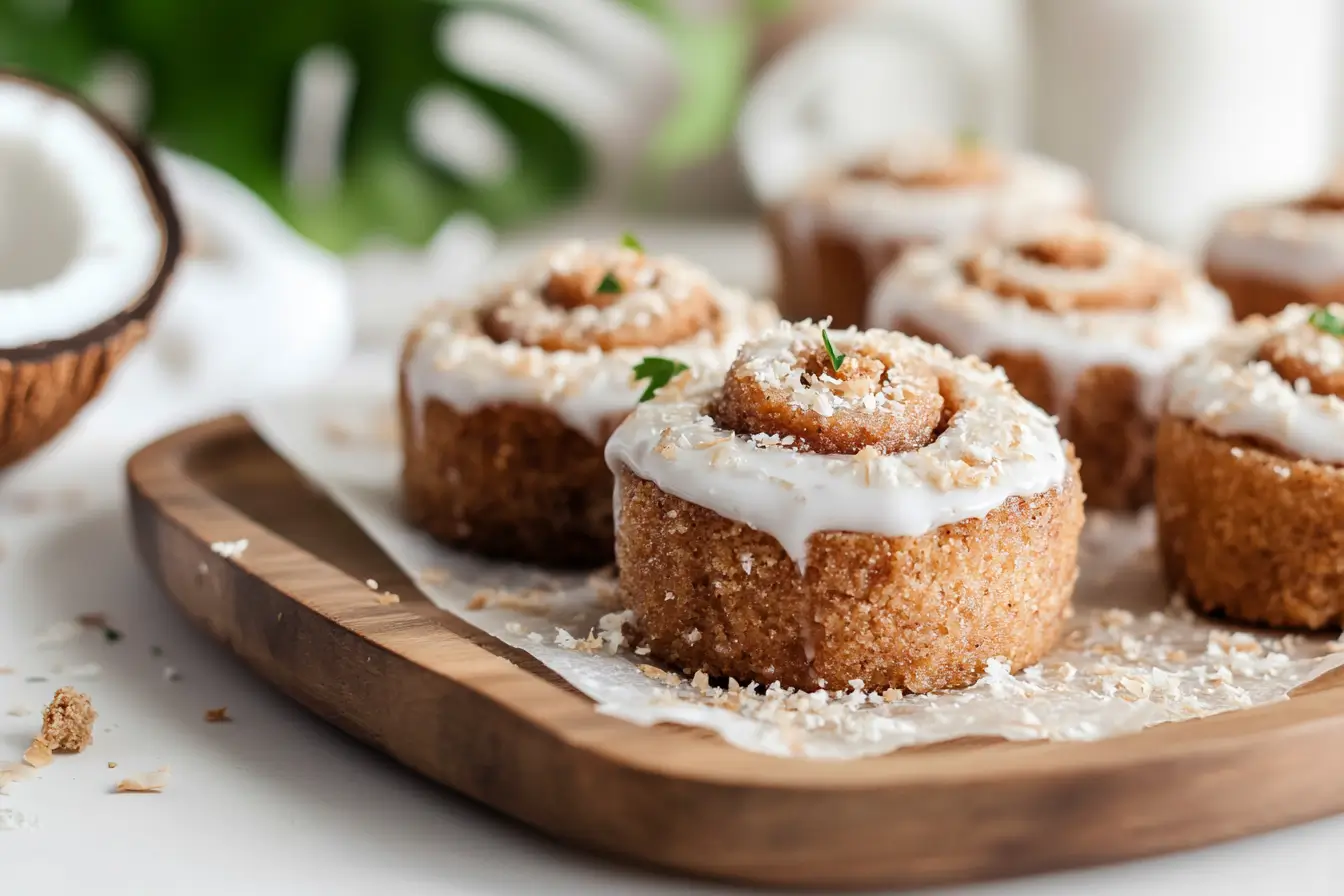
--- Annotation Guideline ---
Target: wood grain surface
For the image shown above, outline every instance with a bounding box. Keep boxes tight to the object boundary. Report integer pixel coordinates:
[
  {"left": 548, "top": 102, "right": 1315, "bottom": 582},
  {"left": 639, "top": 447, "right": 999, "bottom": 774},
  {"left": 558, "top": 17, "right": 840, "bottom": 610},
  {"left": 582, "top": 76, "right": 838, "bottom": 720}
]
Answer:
[{"left": 126, "top": 415, "right": 1344, "bottom": 890}]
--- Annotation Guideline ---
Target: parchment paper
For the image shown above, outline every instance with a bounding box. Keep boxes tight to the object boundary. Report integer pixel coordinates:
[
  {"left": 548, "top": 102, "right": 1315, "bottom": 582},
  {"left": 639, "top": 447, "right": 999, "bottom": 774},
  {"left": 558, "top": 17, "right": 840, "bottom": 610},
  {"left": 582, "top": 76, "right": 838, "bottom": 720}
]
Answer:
[{"left": 247, "top": 354, "right": 1344, "bottom": 760}]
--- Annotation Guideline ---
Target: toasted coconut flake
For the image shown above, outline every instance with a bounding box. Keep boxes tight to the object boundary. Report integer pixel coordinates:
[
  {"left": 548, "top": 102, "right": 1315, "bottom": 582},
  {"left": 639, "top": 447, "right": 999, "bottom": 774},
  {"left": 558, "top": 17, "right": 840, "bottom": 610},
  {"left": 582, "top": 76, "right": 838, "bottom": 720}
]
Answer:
[
  {"left": 23, "top": 738, "right": 53, "bottom": 768},
  {"left": 115, "top": 767, "right": 170, "bottom": 794},
  {"left": 210, "top": 538, "right": 249, "bottom": 559}
]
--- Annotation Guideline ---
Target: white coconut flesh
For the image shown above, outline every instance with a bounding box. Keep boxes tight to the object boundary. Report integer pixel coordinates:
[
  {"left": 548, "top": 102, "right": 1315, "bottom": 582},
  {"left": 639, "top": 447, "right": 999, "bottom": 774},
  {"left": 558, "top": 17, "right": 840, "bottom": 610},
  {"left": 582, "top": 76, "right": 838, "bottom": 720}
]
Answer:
[{"left": 0, "top": 78, "right": 164, "bottom": 349}]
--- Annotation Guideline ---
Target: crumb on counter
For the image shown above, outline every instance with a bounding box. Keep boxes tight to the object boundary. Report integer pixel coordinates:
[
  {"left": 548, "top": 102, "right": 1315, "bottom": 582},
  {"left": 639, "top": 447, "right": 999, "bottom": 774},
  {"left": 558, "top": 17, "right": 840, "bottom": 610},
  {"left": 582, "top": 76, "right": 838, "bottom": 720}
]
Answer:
[
  {"left": 115, "top": 767, "right": 170, "bottom": 794},
  {"left": 41, "top": 686, "right": 97, "bottom": 752}
]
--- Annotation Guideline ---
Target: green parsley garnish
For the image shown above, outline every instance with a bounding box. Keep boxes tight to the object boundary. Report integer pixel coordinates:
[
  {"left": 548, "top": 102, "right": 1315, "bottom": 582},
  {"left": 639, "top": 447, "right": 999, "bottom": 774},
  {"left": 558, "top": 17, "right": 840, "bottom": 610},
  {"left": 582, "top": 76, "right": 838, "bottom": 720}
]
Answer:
[
  {"left": 1309, "top": 307, "right": 1344, "bottom": 336},
  {"left": 633, "top": 356, "right": 689, "bottom": 402},
  {"left": 595, "top": 271, "right": 623, "bottom": 295},
  {"left": 621, "top": 231, "right": 645, "bottom": 254},
  {"left": 956, "top": 127, "right": 982, "bottom": 151},
  {"left": 821, "top": 328, "right": 846, "bottom": 372}
]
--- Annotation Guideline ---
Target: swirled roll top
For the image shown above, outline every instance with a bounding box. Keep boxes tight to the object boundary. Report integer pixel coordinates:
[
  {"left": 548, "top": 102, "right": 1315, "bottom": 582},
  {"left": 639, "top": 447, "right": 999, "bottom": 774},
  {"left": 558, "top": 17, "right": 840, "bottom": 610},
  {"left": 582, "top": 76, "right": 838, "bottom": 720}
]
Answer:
[
  {"left": 872, "top": 217, "right": 1231, "bottom": 416},
  {"left": 711, "top": 332, "right": 944, "bottom": 455},
  {"left": 957, "top": 223, "right": 1182, "bottom": 313},
  {"left": 606, "top": 321, "right": 1070, "bottom": 565},
  {"left": 1168, "top": 304, "right": 1344, "bottom": 464},
  {"left": 478, "top": 242, "right": 723, "bottom": 351},
  {"left": 403, "top": 240, "right": 772, "bottom": 442}
]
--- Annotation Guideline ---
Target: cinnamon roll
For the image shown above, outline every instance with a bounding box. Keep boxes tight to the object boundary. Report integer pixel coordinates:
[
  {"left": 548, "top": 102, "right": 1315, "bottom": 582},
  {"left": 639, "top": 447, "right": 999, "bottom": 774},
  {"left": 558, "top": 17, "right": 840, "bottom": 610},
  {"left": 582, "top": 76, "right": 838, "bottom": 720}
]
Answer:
[
  {"left": 1205, "top": 183, "right": 1344, "bottom": 320},
  {"left": 1157, "top": 304, "right": 1344, "bottom": 629},
  {"left": 766, "top": 135, "right": 1089, "bottom": 329},
  {"left": 871, "top": 217, "right": 1232, "bottom": 510},
  {"left": 400, "top": 240, "right": 774, "bottom": 568},
  {"left": 605, "top": 321, "right": 1084, "bottom": 693}
]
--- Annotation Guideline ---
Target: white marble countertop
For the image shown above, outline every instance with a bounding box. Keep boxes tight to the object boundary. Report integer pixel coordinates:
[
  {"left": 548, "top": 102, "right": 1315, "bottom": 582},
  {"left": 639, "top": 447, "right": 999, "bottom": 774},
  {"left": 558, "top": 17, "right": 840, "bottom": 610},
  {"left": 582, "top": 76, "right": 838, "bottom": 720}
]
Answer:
[{"left": 2, "top": 219, "right": 1343, "bottom": 894}]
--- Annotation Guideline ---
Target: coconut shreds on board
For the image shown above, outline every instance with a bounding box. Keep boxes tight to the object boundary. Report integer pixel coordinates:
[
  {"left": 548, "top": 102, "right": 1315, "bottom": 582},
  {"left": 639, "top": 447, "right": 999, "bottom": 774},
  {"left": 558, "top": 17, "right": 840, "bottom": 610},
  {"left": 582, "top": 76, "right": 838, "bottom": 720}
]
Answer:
[
  {"left": 209, "top": 539, "right": 249, "bottom": 559},
  {"left": 551, "top": 611, "right": 634, "bottom": 657},
  {"left": 466, "top": 587, "right": 552, "bottom": 614},
  {"left": 115, "top": 768, "right": 170, "bottom": 794},
  {"left": 417, "top": 566, "right": 453, "bottom": 586},
  {"left": 375, "top": 592, "right": 401, "bottom": 605}
]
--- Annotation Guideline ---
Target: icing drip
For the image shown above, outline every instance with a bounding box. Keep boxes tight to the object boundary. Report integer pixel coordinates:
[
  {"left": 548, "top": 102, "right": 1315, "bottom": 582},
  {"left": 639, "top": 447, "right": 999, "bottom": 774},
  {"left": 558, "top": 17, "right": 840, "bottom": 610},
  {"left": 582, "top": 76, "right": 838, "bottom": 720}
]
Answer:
[
  {"left": 404, "top": 241, "right": 773, "bottom": 443},
  {"left": 605, "top": 321, "right": 1070, "bottom": 569},
  {"left": 1206, "top": 202, "right": 1344, "bottom": 288},
  {"left": 780, "top": 145, "right": 1088, "bottom": 248},
  {"left": 1167, "top": 303, "right": 1344, "bottom": 464},
  {"left": 870, "top": 218, "right": 1232, "bottom": 420}
]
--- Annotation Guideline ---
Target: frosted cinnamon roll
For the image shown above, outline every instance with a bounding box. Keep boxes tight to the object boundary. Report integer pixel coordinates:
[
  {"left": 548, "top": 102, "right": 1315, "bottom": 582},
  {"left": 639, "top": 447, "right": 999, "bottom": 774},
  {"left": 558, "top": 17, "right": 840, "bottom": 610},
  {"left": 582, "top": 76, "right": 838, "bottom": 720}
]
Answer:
[
  {"left": 766, "top": 135, "right": 1089, "bottom": 328},
  {"left": 1157, "top": 304, "right": 1344, "bottom": 629},
  {"left": 400, "top": 239, "right": 774, "bottom": 568},
  {"left": 605, "top": 321, "right": 1084, "bottom": 692},
  {"left": 1205, "top": 184, "right": 1344, "bottom": 320},
  {"left": 871, "top": 217, "right": 1232, "bottom": 510}
]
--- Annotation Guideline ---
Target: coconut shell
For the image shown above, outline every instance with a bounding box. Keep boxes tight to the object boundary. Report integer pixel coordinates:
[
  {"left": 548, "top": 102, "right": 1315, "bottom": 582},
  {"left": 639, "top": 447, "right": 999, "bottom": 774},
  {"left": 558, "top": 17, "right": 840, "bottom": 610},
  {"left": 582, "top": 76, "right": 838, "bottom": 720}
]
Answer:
[{"left": 0, "top": 71, "right": 181, "bottom": 468}]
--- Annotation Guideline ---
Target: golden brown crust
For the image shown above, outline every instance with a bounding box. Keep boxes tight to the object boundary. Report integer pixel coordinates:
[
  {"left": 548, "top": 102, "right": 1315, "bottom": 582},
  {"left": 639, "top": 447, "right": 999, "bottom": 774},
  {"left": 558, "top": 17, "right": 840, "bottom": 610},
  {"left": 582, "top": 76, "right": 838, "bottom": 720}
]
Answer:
[
  {"left": 1155, "top": 416, "right": 1344, "bottom": 629},
  {"left": 765, "top": 201, "right": 1095, "bottom": 330},
  {"left": 615, "top": 457, "right": 1084, "bottom": 693},
  {"left": 901, "top": 320, "right": 1149, "bottom": 511},
  {"left": 765, "top": 208, "right": 902, "bottom": 329},
  {"left": 0, "top": 319, "right": 150, "bottom": 468},
  {"left": 401, "top": 386, "right": 617, "bottom": 569},
  {"left": 1205, "top": 263, "right": 1344, "bottom": 321}
]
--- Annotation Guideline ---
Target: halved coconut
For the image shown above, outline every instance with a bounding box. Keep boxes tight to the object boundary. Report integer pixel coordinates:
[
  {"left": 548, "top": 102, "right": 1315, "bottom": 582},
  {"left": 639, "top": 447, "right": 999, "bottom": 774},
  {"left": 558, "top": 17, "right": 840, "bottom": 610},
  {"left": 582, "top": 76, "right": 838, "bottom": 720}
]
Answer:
[{"left": 0, "top": 71, "right": 179, "bottom": 468}]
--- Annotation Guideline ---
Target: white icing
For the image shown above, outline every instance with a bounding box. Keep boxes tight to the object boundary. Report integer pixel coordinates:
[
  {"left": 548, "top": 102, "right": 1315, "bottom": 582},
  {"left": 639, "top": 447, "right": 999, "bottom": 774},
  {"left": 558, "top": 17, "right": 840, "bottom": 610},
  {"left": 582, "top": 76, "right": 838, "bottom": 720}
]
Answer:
[
  {"left": 0, "top": 78, "right": 165, "bottom": 347},
  {"left": 870, "top": 220, "right": 1232, "bottom": 420},
  {"left": 780, "top": 150, "right": 1088, "bottom": 250},
  {"left": 1205, "top": 204, "right": 1344, "bottom": 288},
  {"left": 404, "top": 242, "right": 771, "bottom": 442},
  {"left": 1167, "top": 304, "right": 1344, "bottom": 464},
  {"left": 605, "top": 321, "right": 1070, "bottom": 569}
]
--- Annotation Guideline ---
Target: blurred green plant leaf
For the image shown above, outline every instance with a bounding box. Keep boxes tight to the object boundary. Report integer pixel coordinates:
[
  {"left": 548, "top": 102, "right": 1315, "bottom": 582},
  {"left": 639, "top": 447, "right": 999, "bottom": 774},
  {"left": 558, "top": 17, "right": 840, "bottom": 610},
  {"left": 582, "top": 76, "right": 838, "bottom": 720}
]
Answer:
[
  {"left": 627, "top": 0, "right": 793, "bottom": 171},
  {"left": 0, "top": 0, "right": 590, "bottom": 251}
]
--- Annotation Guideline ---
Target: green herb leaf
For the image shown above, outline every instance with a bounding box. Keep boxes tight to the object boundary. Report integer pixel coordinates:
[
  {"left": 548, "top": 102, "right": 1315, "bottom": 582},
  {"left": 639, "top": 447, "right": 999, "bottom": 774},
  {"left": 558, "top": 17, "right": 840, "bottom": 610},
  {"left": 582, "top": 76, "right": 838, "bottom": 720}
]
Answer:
[
  {"left": 634, "top": 357, "right": 690, "bottom": 402},
  {"left": 596, "top": 272, "right": 624, "bottom": 295},
  {"left": 621, "top": 231, "right": 645, "bottom": 254},
  {"left": 821, "top": 329, "right": 846, "bottom": 372},
  {"left": 956, "top": 127, "right": 982, "bottom": 151},
  {"left": 1309, "top": 307, "right": 1344, "bottom": 336}
]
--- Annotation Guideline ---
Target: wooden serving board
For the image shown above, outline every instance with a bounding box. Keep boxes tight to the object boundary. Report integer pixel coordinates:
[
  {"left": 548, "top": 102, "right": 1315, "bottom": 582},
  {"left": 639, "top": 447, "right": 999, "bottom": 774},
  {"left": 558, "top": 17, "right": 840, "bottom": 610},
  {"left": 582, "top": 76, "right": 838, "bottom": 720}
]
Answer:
[{"left": 127, "top": 415, "right": 1344, "bottom": 890}]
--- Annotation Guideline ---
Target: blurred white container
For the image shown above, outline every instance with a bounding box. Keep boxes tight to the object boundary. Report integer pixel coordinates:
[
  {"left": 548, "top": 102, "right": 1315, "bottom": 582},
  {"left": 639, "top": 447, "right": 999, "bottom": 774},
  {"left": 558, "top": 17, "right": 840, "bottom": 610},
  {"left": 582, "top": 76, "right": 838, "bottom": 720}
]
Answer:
[
  {"left": 739, "top": 0, "right": 1026, "bottom": 207},
  {"left": 1030, "top": 0, "right": 1339, "bottom": 251}
]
